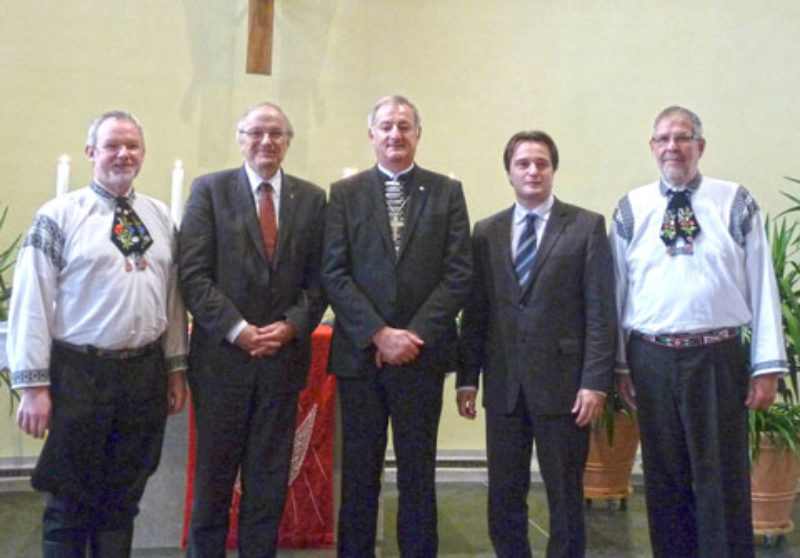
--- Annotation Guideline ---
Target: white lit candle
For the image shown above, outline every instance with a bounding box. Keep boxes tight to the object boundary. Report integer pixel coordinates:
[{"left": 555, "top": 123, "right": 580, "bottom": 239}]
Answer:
[
  {"left": 56, "top": 155, "right": 70, "bottom": 197},
  {"left": 170, "top": 160, "right": 184, "bottom": 226}
]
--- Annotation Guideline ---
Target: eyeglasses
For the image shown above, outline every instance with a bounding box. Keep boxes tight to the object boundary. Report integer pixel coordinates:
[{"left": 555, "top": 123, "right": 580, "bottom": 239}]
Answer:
[
  {"left": 239, "top": 129, "right": 289, "bottom": 142},
  {"left": 651, "top": 134, "right": 697, "bottom": 147}
]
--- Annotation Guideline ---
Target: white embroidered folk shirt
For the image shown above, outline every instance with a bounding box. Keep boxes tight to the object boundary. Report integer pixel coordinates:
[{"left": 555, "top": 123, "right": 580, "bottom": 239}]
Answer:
[
  {"left": 7, "top": 182, "right": 189, "bottom": 389},
  {"left": 609, "top": 175, "right": 787, "bottom": 376}
]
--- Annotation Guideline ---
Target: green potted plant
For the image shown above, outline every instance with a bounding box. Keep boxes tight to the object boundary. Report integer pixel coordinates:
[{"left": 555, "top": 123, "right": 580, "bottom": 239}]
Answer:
[
  {"left": 0, "top": 204, "right": 21, "bottom": 411},
  {"left": 749, "top": 178, "right": 800, "bottom": 537},
  {"left": 583, "top": 391, "right": 638, "bottom": 509}
]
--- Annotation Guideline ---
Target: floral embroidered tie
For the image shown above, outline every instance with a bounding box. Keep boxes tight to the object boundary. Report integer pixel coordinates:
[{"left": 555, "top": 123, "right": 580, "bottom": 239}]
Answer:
[
  {"left": 660, "top": 189, "right": 701, "bottom": 255},
  {"left": 111, "top": 196, "right": 153, "bottom": 271}
]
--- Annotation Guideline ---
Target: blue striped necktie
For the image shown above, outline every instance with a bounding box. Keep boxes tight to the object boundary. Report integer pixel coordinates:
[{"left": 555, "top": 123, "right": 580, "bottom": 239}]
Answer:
[{"left": 515, "top": 213, "right": 537, "bottom": 287}]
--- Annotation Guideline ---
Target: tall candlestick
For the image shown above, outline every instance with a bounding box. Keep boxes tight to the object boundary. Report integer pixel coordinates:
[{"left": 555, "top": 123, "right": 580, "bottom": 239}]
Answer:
[
  {"left": 56, "top": 155, "right": 70, "bottom": 197},
  {"left": 170, "top": 160, "right": 184, "bottom": 226}
]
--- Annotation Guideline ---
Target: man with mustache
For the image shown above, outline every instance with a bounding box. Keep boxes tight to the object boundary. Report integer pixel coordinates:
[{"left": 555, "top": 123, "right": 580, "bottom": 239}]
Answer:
[
  {"left": 7, "top": 110, "right": 188, "bottom": 557},
  {"left": 610, "top": 106, "right": 786, "bottom": 557}
]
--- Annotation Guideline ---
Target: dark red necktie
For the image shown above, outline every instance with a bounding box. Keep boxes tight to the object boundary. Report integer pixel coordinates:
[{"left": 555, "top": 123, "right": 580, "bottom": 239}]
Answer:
[{"left": 259, "top": 182, "right": 277, "bottom": 262}]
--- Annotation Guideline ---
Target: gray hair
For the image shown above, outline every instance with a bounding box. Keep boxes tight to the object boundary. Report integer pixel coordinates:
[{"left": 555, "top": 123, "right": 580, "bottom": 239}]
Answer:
[
  {"left": 653, "top": 105, "right": 704, "bottom": 139},
  {"left": 86, "top": 110, "right": 144, "bottom": 148},
  {"left": 236, "top": 102, "right": 295, "bottom": 141},
  {"left": 367, "top": 95, "right": 422, "bottom": 129}
]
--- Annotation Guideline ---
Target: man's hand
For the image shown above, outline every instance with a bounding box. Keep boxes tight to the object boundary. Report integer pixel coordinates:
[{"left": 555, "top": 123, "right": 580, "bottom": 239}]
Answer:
[
  {"left": 371, "top": 327, "right": 424, "bottom": 367},
  {"left": 16, "top": 386, "right": 52, "bottom": 439},
  {"left": 572, "top": 389, "right": 606, "bottom": 427},
  {"left": 167, "top": 371, "right": 187, "bottom": 414},
  {"left": 616, "top": 373, "right": 637, "bottom": 411},
  {"left": 234, "top": 321, "right": 295, "bottom": 358},
  {"left": 457, "top": 389, "right": 478, "bottom": 419},
  {"left": 746, "top": 373, "right": 779, "bottom": 410},
  {"left": 250, "top": 321, "right": 296, "bottom": 357}
]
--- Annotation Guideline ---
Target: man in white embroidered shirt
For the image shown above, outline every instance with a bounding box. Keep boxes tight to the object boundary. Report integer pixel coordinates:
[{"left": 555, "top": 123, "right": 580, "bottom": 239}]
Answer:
[
  {"left": 7, "top": 110, "right": 188, "bottom": 558},
  {"left": 610, "top": 105, "right": 786, "bottom": 557}
]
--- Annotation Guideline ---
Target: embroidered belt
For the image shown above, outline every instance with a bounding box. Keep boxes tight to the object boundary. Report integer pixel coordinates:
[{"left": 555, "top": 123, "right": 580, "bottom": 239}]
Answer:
[
  {"left": 54, "top": 339, "right": 161, "bottom": 360},
  {"left": 632, "top": 327, "right": 740, "bottom": 349}
]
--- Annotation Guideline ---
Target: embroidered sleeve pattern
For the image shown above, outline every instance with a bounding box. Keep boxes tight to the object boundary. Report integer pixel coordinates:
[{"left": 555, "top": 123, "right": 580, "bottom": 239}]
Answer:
[
  {"left": 729, "top": 186, "right": 758, "bottom": 247},
  {"left": 11, "top": 368, "right": 50, "bottom": 387},
  {"left": 612, "top": 195, "right": 634, "bottom": 242},
  {"left": 24, "top": 214, "right": 67, "bottom": 270}
]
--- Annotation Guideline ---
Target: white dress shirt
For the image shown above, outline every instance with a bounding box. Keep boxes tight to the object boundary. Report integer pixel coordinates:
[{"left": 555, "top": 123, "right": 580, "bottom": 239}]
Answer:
[
  {"left": 7, "top": 182, "right": 189, "bottom": 388},
  {"left": 512, "top": 195, "right": 553, "bottom": 259},
  {"left": 610, "top": 175, "right": 787, "bottom": 376}
]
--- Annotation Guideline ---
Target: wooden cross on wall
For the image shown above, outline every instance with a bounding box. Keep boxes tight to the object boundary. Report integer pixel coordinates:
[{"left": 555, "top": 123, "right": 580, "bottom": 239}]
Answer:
[{"left": 247, "top": 0, "right": 274, "bottom": 75}]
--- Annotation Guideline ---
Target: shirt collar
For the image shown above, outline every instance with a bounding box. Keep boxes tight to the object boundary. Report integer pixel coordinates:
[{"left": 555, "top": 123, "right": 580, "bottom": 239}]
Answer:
[
  {"left": 245, "top": 163, "right": 282, "bottom": 197},
  {"left": 91, "top": 181, "right": 135, "bottom": 201},
  {"left": 514, "top": 194, "right": 554, "bottom": 225},
  {"left": 377, "top": 163, "right": 415, "bottom": 181},
  {"left": 659, "top": 173, "right": 702, "bottom": 196}
]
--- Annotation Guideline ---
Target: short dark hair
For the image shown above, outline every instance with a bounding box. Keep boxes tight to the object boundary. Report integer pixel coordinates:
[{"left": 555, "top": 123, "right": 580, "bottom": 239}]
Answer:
[{"left": 503, "top": 130, "right": 559, "bottom": 172}]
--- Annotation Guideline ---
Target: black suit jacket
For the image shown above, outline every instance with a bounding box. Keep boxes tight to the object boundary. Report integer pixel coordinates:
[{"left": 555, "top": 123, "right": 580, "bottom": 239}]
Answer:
[
  {"left": 179, "top": 167, "right": 326, "bottom": 392},
  {"left": 458, "top": 198, "right": 616, "bottom": 415},
  {"left": 322, "top": 165, "right": 472, "bottom": 377}
]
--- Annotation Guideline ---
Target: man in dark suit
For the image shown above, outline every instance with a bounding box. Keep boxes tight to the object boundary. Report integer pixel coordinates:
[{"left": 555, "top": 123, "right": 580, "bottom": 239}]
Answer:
[
  {"left": 179, "top": 102, "right": 326, "bottom": 558},
  {"left": 457, "top": 131, "right": 616, "bottom": 557},
  {"left": 323, "top": 95, "right": 472, "bottom": 557}
]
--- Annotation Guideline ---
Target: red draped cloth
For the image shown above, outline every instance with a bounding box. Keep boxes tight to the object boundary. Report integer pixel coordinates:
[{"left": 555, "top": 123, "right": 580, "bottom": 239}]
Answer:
[{"left": 181, "top": 325, "right": 336, "bottom": 549}]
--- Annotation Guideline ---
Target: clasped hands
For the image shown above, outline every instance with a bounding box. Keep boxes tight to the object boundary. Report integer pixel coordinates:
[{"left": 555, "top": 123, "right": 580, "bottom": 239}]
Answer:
[
  {"left": 235, "top": 320, "right": 296, "bottom": 357},
  {"left": 371, "top": 326, "right": 424, "bottom": 368}
]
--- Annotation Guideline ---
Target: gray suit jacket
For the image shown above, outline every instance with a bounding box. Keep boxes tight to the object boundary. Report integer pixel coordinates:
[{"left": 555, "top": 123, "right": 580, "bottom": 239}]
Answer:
[
  {"left": 178, "top": 167, "right": 326, "bottom": 393},
  {"left": 322, "top": 165, "right": 472, "bottom": 377},
  {"left": 458, "top": 198, "right": 616, "bottom": 414}
]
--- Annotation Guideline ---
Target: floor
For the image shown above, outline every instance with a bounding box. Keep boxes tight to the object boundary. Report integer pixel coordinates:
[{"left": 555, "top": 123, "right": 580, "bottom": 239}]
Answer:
[{"left": 2, "top": 481, "right": 799, "bottom": 557}]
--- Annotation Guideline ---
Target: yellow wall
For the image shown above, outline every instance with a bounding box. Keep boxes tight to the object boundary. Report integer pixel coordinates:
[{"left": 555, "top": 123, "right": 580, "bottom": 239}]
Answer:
[{"left": 1, "top": 1, "right": 799, "bottom": 456}]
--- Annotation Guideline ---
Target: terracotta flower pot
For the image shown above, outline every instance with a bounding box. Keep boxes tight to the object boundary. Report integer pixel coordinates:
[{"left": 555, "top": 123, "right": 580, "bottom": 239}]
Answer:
[
  {"left": 583, "top": 414, "right": 639, "bottom": 500},
  {"left": 751, "top": 435, "right": 800, "bottom": 534}
]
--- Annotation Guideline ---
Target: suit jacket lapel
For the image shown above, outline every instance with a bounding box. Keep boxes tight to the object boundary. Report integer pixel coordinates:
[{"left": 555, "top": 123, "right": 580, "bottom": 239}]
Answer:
[
  {"left": 397, "top": 171, "right": 429, "bottom": 263},
  {"left": 274, "top": 170, "right": 294, "bottom": 266},
  {"left": 368, "top": 168, "right": 397, "bottom": 259},
  {"left": 488, "top": 207, "right": 518, "bottom": 292},
  {"left": 521, "top": 198, "right": 569, "bottom": 298},
  {"left": 234, "top": 166, "right": 270, "bottom": 266}
]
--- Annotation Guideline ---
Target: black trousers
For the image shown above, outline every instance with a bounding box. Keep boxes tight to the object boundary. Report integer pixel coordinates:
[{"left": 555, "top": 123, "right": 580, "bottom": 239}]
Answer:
[
  {"left": 34, "top": 342, "right": 167, "bottom": 547},
  {"left": 187, "top": 373, "right": 298, "bottom": 558},
  {"left": 628, "top": 335, "right": 754, "bottom": 558},
  {"left": 336, "top": 366, "right": 445, "bottom": 558},
  {"left": 486, "top": 394, "right": 589, "bottom": 558}
]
